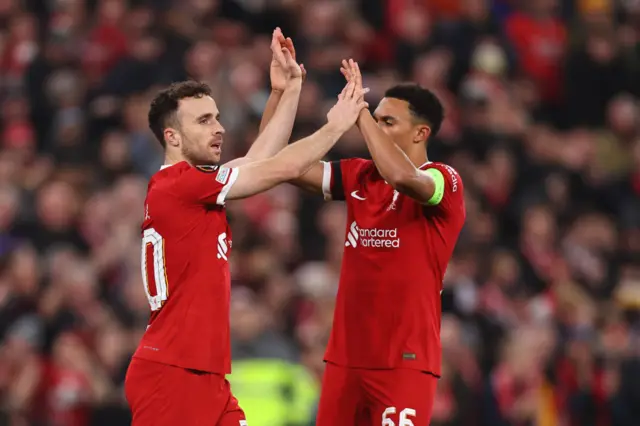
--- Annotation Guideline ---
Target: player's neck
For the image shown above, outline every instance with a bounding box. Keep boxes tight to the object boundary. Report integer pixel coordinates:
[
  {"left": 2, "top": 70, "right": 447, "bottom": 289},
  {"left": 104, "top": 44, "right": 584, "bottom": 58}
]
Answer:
[
  {"left": 163, "top": 152, "right": 187, "bottom": 168},
  {"left": 405, "top": 147, "right": 429, "bottom": 168}
]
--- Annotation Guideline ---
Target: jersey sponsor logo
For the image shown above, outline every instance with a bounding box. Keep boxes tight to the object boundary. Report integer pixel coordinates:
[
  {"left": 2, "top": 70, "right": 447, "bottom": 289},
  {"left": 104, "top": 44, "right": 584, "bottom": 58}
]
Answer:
[
  {"left": 350, "top": 190, "right": 366, "bottom": 201},
  {"left": 344, "top": 221, "right": 400, "bottom": 248},
  {"left": 217, "top": 232, "right": 229, "bottom": 260},
  {"left": 196, "top": 165, "right": 219, "bottom": 173},
  {"left": 216, "top": 166, "right": 230, "bottom": 184},
  {"left": 443, "top": 165, "right": 458, "bottom": 192}
]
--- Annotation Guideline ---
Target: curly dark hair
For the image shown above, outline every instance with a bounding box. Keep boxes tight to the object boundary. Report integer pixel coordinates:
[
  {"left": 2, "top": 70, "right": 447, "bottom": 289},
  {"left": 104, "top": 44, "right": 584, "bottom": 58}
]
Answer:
[
  {"left": 384, "top": 84, "right": 445, "bottom": 137},
  {"left": 148, "top": 81, "right": 213, "bottom": 147}
]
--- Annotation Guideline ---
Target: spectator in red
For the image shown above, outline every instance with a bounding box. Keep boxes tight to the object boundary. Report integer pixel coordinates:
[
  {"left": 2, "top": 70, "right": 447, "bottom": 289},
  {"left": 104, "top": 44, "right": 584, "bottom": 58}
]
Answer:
[{"left": 505, "top": 0, "right": 567, "bottom": 108}]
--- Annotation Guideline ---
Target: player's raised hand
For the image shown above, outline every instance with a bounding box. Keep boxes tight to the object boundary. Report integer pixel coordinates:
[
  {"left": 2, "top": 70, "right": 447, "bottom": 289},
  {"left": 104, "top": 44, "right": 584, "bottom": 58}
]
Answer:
[
  {"left": 270, "top": 28, "right": 305, "bottom": 91},
  {"left": 326, "top": 61, "right": 369, "bottom": 134},
  {"left": 340, "top": 58, "right": 363, "bottom": 91}
]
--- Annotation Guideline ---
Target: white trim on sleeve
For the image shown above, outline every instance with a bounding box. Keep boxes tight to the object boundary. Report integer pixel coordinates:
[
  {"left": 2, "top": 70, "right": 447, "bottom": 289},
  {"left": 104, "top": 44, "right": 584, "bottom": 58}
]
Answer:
[
  {"left": 216, "top": 168, "right": 239, "bottom": 205},
  {"left": 321, "top": 161, "right": 332, "bottom": 201}
]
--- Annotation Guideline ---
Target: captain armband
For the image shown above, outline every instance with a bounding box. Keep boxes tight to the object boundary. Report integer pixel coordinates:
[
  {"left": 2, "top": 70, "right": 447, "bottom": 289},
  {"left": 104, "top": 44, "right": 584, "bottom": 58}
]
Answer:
[{"left": 424, "top": 168, "right": 445, "bottom": 206}]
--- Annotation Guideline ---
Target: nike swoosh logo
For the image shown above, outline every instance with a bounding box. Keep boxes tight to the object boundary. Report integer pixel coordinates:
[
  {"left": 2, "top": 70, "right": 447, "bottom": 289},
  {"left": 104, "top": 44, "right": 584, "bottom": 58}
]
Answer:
[{"left": 350, "top": 190, "right": 366, "bottom": 201}]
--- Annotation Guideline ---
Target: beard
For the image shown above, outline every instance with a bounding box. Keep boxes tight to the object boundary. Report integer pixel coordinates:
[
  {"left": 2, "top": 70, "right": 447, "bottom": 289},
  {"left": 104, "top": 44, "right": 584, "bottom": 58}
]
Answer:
[{"left": 181, "top": 142, "right": 220, "bottom": 166}]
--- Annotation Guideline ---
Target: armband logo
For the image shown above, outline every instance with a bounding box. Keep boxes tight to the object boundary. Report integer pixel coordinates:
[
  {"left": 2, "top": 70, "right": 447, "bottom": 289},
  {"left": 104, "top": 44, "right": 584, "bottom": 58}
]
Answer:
[
  {"left": 215, "top": 166, "right": 230, "bottom": 184},
  {"left": 196, "top": 165, "right": 219, "bottom": 173}
]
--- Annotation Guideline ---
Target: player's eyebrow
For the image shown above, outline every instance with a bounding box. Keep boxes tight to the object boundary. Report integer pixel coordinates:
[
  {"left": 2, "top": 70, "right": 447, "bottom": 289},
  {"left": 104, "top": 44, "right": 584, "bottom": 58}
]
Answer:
[
  {"left": 196, "top": 112, "right": 214, "bottom": 123},
  {"left": 374, "top": 114, "right": 396, "bottom": 123}
]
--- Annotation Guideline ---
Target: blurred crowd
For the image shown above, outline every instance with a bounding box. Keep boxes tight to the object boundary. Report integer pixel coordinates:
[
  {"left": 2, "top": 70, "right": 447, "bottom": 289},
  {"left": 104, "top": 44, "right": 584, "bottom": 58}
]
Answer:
[{"left": 1, "top": 0, "right": 640, "bottom": 425}]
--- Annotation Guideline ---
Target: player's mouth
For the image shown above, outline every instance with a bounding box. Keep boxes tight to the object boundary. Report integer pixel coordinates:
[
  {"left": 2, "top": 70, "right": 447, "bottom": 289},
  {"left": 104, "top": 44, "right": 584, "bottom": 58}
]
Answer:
[{"left": 210, "top": 138, "right": 223, "bottom": 153}]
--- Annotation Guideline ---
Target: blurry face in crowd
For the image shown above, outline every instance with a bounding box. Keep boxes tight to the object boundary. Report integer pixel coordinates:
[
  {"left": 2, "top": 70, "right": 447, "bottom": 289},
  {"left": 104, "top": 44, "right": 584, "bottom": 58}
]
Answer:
[
  {"left": 373, "top": 97, "right": 430, "bottom": 154},
  {"left": 168, "top": 95, "right": 225, "bottom": 165}
]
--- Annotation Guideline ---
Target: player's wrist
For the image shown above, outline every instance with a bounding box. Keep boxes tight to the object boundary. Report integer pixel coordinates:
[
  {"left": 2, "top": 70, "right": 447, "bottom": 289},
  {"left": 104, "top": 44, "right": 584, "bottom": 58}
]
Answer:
[
  {"left": 323, "top": 121, "right": 346, "bottom": 137},
  {"left": 284, "top": 79, "right": 302, "bottom": 92}
]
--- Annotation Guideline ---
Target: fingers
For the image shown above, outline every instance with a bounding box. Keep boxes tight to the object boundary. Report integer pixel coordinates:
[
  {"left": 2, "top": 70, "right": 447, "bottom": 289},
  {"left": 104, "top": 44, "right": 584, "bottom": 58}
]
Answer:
[
  {"left": 271, "top": 29, "right": 287, "bottom": 66},
  {"left": 282, "top": 47, "right": 293, "bottom": 61},
  {"left": 345, "top": 73, "right": 357, "bottom": 99},
  {"left": 341, "top": 59, "right": 353, "bottom": 82},
  {"left": 285, "top": 37, "right": 296, "bottom": 59},
  {"left": 338, "top": 81, "right": 352, "bottom": 101},
  {"left": 300, "top": 63, "right": 307, "bottom": 81},
  {"left": 274, "top": 27, "right": 285, "bottom": 44},
  {"left": 340, "top": 67, "right": 350, "bottom": 82},
  {"left": 352, "top": 60, "right": 363, "bottom": 90},
  {"left": 356, "top": 87, "right": 370, "bottom": 97},
  {"left": 356, "top": 100, "right": 369, "bottom": 111}
]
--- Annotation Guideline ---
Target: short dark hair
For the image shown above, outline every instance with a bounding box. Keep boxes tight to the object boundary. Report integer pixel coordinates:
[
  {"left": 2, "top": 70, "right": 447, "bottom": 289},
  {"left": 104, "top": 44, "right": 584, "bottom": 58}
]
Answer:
[
  {"left": 148, "top": 81, "right": 213, "bottom": 147},
  {"left": 384, "top": 84, "right": 444, "bottom": 137}
]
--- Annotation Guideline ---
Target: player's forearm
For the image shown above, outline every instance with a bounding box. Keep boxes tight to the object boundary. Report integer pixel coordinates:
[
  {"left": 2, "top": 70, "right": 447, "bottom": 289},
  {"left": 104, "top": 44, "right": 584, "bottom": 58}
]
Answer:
[
  {"left": 275, "top": 124, "right": 342, "bottom": 179},
  {"left": 248, "top": 83, "right": 300, "bottom": 160},
  {"left": 258, "top": 90, "right": 282, "bottom": 134},
  {"left": 358, "top": 111, "right": 436, "bottom": 201},
  {"left": 288, "top": 161, "right": 325, "bottom": 194},
  {"left": 358, "top": 111, "right": 418, "bottom": 184}
]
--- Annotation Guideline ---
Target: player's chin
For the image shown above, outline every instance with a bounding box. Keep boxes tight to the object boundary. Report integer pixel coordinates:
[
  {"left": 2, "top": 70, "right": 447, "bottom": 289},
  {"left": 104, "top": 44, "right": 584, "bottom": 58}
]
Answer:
[{"left": 211, "top": 152, "right": 222, "bottom": 164}]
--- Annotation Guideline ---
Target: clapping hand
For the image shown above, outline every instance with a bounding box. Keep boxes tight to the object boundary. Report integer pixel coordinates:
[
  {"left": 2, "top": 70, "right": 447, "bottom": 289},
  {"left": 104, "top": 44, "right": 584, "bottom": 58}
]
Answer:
[
  {"left": 270, "top": 27, "right": 306, "bottom": 91},
  {"left": 326, "top": 59, "right": 369, "bottom": 133}
]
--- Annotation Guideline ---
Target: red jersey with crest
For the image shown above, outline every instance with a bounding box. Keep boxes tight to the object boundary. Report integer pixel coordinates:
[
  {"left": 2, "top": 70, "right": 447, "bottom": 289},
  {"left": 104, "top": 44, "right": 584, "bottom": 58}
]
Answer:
[
  {"left": 321, "top": 159, "right": 465, "bottom": 376},
  {"left": 132, "top": 161, "right": 239, "bottom": 374}
]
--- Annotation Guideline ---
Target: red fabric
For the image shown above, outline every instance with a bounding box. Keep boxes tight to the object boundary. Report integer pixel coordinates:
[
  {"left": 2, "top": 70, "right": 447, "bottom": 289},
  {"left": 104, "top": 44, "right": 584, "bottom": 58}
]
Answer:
[
  {"left": 2, "top": 122, "right": 35, "bottom": 149},
  {"left": 133, "top": 162, "right": 237, "bottom": 374},
  {"left": 317, "top": 363, "right": 438, "bottom": 425},
  {"left": 39, "top": 362, "right": 91, "bottom": 426},
  {"left": 125, "top": 358, "right": 245, "bottom": 426},
  {"left": 82, "top": 24, "right": 128, "bottom": 79},
  {"left": 505, "top": 12, "right": 567, "bottom": 103},
  {"left": 492, "top": 365, "right": 541, "bottom": 425},
  {"left": 324, "top": 160, "right": 465, "bottom": 375},
  {"left": 1, "top": 40, "right": 38, "bottom": 74}
]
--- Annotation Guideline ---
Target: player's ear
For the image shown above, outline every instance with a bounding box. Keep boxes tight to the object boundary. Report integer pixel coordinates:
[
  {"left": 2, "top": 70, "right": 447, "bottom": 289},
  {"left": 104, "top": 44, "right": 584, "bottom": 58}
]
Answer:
[
  {"left": 413, "top": 124, "right": 431, "bottom": 144},
  {"left": 164, "top": 128, "right": 181, "bottom": 148}
]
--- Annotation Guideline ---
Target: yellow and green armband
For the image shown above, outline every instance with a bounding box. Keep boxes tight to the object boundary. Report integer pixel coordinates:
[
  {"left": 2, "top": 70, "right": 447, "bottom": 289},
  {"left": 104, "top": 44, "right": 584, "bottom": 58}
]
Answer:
[{"left": 424, "top": 168, "right": 445, "bottom": 205}]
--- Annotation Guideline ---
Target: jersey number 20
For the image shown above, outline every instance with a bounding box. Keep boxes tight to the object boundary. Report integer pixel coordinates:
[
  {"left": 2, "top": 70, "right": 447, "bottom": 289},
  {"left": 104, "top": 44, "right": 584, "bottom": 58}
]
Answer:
[{"left": 141, "top": 228, "right": 168, "bottom": 311}]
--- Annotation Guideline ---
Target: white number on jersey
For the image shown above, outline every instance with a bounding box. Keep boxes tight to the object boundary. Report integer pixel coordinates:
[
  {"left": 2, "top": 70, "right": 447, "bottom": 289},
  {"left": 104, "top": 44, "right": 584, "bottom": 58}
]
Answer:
[
  {"left": 382, "top": 407, "right": 416, "bottom": 426},
  {"left": 141, "top": 228, "right": 169, "bottom": 311}
]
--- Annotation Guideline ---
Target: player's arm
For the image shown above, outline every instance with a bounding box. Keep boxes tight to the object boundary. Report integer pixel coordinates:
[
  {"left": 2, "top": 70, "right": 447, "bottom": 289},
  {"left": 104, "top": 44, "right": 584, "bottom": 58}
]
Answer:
[
  {"left": 224, "top": 79, "right": 368, "bottom": 201},
  {"left": 225, "top": 126, "right": 343, "bottom": 201},
  {"left": 225, "top": 31, "right": 303, "bottom": 168},
  {"left": 348, "top": 61, "right": 442, "bottom": 205},
  {"left": 358, "top": 111, "right": 443, "bottom": 205},
  {"left": 288, "top": 162, "right": 325, "bottom": 195},
  {"left": 258, "top": 34, "right": 306, "bottom": 136}
]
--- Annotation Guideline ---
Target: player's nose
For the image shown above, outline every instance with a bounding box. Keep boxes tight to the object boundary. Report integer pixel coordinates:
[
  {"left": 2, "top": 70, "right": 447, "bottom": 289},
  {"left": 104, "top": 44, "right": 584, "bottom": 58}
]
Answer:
[{"left": 213, "top": 124, "right": 225, "bottom": 136}]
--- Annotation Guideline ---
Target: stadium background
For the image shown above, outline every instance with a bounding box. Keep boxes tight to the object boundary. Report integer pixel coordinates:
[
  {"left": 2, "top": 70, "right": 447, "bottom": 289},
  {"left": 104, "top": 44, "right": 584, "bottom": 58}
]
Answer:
[{"left": 1, "top": 0, "right": 640, "bottom": 425}]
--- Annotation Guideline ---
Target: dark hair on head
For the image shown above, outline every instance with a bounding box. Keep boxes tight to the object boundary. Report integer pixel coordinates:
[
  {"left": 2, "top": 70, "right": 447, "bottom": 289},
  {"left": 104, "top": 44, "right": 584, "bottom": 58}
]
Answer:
[
  {"left": 384, "top": 83, "right": 444, "bottom": 137},
  {"left": 148, "top": 81, "right": 213, "bottom": 147}
]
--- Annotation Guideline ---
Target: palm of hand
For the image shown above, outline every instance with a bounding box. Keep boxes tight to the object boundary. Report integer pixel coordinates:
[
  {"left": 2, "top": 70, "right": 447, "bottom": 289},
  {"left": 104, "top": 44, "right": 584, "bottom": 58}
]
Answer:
[{"left": 270, "top": 59, "right": 288, "bottom": 91}]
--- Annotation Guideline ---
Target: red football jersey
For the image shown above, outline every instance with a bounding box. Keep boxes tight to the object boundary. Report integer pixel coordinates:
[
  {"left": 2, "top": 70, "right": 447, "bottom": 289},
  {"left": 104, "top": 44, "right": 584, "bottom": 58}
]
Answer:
[
  {"left": 132, "top": 161, "right": 239, "bottom": 374},
  {"left": 321, "top": 159, "right": 465, "bottom": 375}
]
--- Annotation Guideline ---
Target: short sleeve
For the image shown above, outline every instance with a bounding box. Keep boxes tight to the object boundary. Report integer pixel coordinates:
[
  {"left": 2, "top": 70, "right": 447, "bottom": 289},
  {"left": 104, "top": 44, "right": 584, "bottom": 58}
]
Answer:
[
  {"left": 425, "top": 164, "right": 465, "bottom": 219},
  {"left": 172, "top": 165, "right": 239, "bottom": 206},
  {"left": 321, "top": 158, "right": 367, "bottom": 201}
]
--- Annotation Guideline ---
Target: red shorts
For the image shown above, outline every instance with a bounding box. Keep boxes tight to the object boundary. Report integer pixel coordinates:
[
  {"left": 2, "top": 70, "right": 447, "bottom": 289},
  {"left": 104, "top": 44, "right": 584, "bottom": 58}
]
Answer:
[
  {"left": 316, "top": 363, "right": 437, "bottom": 426},
  {"left": 125, "top": 358, "right": 246, "bottom": 426}
]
